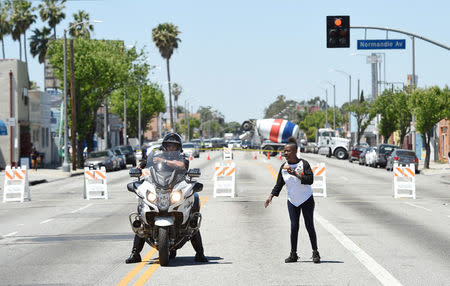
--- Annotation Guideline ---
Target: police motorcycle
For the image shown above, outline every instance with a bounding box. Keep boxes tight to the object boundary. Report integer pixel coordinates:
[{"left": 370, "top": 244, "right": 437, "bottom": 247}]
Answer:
[{"left": 127, "top": 149, "right": 203, "bottom": 266}]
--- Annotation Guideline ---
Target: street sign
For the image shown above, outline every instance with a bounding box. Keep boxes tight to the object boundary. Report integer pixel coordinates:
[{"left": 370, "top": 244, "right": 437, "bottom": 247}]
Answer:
[
  {"left": 6, "top": 117, "right": 16, "bottom": 127},
  {"left": 357, "top": 39, "right": 406, "bottom": 50}
]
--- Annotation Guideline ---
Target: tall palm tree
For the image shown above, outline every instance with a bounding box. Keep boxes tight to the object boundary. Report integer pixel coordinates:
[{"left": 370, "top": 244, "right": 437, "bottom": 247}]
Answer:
[
  {"left": 171, "top": 82, "right": 182, "bottom": 122},
  {"left": 152, "top": 23, "right": 181, "bottom": 131},
  {"left": 0, "top": 1, "right": 12, "bottom": 59},
  {"left": 11, "top": 0, "right": 36, "bottom": 65},
  {"left": 39, "top": 0, "right": 66, "bottom": 39},
  {"left": 69, "top": 10, "right": 93, "bottom": 38},
  {"left": 29, "top": 26, "right": 51, "bottom": 64}
]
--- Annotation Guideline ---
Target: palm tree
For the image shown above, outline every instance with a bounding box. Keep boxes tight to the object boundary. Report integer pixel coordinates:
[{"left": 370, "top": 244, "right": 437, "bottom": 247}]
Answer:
[
  {"left": 0, "top": 1, "right": 12, "bottom": 59},
  {"left": 39, "top": 0, "right": 66, "bottom": 39},
  {"left": 152, "top": 23, "right": 181, "bottom": 131},
  {"left": 171, "top": 82, "right": 182, "bottom": 123},
  {"left": 29, "top": 26, "right": 51, "bottom": 64},
  {"left": 69, "top": 10, "right": 94, "bottom": 38},
  {"left": 11, "top": 0, "right": 36, "bottom": 65}
]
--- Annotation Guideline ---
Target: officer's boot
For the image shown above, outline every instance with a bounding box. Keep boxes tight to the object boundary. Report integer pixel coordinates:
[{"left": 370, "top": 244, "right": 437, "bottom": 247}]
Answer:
[
  {"left": 125, "top": 235, "right": 145, "bottom": 264},
  {"left": 191, "top": 231, "right": 208, "bottom": 262}
]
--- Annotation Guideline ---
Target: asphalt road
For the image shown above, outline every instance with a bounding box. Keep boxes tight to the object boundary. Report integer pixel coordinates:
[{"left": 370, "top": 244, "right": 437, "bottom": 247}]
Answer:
[{"left": 0, "top": 150, "right": 449, "bottom": 286}]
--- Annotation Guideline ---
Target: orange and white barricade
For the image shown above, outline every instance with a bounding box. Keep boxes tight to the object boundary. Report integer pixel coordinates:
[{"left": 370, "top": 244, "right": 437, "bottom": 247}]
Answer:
[
  {"left": 223, "top": 147, "right": 233, "bottom": 160},
  {"left": 213, "top": 162, "right": 236, "bottom": 198},
  {"left": 393, "top": 163, "right": 416, "bottom": 199},
  {"left": 3, "top": 165, "right": 30, "bottom": 203},
  {"left": 84, "top": 167, "right": 108, "bottom": 200},
  {"left": 311, "top": 163, "right": 327, "bottom": 198}
]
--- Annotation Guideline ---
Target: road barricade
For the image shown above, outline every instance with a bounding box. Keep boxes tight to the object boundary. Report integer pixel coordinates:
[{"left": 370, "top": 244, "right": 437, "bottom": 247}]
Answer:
[
  {"left": 223, "top": 147, "right": 233, "bottom": 160},
  {"left": 84, "top": 167, "right": 108, "bottom": 200},
  {"left": 213, "top": 162, "right": 236, "bottom": 198},
  {"left": 393, "top": 163, "right": 416, "bottom": 199},
  {"left": 311, "top": 163, "right": 327, "bottom": 198},
  {"left": 3, "top": 165, "right": 30, "bottom": 203}
]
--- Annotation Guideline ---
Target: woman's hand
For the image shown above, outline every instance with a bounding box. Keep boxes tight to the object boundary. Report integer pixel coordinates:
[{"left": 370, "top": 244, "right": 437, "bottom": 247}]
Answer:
[{"left": 264, "top": 194, "right": 274, "bottom": 208}]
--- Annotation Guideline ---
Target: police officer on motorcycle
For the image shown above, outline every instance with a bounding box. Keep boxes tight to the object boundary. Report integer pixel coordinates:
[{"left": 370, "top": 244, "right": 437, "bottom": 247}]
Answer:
[{"left": 126, "top": 132, "right": 208, "bottom": 263}]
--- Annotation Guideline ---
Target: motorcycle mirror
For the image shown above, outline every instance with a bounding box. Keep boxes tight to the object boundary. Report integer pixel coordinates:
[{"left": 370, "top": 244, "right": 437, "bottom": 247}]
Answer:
[
  {"left": 129, "top": 168, "right": 142, "bottom": 178},
  {"left": 127, "top": 182, "right": 135, "bottom": 192},
  {"left": 187, "top": 168, "right": 201, "bottom": 178},
  {"left": 193, "top": 182, "right": 203, "bottom": 193}
]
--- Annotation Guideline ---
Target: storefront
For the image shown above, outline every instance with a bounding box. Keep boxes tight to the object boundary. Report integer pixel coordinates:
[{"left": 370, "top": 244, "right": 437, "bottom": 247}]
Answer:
[{"left": 439, "top": 119, "right": 450, "bottom": 162}]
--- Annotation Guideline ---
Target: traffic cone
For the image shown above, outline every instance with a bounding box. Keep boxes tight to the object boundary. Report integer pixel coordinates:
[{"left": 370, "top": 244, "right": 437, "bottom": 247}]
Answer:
[
  {"left": 254, "top": 153, "right": 257, "bottom": 160},
  {"left": 267, "top": 152, "right": 270, "bottom": 160},
  {"left": 207, "top": 154, "right": 210, "bottom": 160},
  {"left": 189, "top": 154, "right": 193, "bottom": 161},
  {"left": 278, "top": 153, "right": 282, "bottom": 160}
]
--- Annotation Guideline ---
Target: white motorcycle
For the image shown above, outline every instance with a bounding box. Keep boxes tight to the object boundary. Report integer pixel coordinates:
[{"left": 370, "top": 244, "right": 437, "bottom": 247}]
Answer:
[{"left": 127, "top": 150, "right": 203, "bottom": 266}]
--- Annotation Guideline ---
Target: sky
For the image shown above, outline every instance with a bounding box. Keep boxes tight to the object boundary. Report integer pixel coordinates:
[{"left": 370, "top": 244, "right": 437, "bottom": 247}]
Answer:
[{"left": 2, "top": 0, "right": 450, "bottom": 124}]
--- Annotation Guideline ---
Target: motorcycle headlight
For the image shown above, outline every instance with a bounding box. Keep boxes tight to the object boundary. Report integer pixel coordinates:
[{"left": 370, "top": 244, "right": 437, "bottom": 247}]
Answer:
[
  {"left": 170, "top": 190, "right": 183, "bottom": 204},
  {"left": 146, "top": 190, "right": 157, "bottom": 203}
]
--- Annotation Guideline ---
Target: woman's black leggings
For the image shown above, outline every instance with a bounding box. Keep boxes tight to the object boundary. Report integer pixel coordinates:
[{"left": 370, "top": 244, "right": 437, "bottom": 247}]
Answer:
[{"left": 287, "top": 195, "right": 318, "bottom": 253}]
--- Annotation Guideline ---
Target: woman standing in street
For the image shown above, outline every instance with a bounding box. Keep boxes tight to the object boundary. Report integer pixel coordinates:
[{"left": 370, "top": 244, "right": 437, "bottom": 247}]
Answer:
[{"left": 264, "top": 137, "right": 320, "bottom": 263}]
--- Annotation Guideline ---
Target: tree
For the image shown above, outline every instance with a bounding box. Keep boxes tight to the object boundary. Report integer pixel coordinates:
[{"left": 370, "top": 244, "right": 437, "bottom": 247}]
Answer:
[
  {"left": 0, "top": 1, "right": 11, "bottom": 59},
  {"left": 69, "top": 10, "right": 94, "bottom": 38},
  {"left": 29, "top": 26, "right": 51, "bottom": 64},
  {"left": 11, "top": 0, "right": 37, "bottom": 65},
  {"left": 344, "top": 91, "right": 376, "bottom": 145},
  {"left": 38, "top": 0, "right": 65, "bottom": 39},
  {"left": 223, "top": 121, "right": 241, "bottom": 134},
  {"left": 393, "top": 89, "right": 412, "bottom": 147},
  {"left": 47, "top": 38, "right": 136, "bottom": 166},
  {"left": 299, "top": 110, "right": 328, "bottom": 142},
  {"left": 152, "top": 23, "right": 181, "bottom": 131},
  {"left": 374, "top": 90, "right": 397, "bottom": 143},
  {"left": 177, "top": 117, "right": 201, "bottom": 140},
  {"left": 410, "top": 86, "right": 447, "bottom": 169}
]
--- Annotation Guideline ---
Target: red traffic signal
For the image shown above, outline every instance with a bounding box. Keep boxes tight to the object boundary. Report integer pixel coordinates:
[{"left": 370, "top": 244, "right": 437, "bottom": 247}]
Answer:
[{"left": 327, "top": 16, "right": 350, "bottom": 48}]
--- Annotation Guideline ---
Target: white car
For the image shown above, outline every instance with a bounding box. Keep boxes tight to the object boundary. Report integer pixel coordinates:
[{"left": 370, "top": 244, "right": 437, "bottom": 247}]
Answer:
[
  {"left": 182, "top": 143, "right": 200, "bottom": 158},
  {"left": 228, "top": 139, "right": 242, "bottom": 149},
  {"left": 365, "top": 147, "right": 377, "bottom": 167}
]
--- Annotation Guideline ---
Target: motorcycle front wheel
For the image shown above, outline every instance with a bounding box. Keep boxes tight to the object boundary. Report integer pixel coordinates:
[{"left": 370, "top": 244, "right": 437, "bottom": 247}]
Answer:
[{"left": 158, "top": 227, "right": 170, "bottom": 266}]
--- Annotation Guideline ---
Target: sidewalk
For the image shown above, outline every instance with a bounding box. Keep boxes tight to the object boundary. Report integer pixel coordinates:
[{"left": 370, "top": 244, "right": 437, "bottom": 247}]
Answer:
[
  {"left": 418, "top": 160, "right": 450, "bottom": 184},
  {"left": 0, "top": 167, "right": 84, "bottom": 186}
]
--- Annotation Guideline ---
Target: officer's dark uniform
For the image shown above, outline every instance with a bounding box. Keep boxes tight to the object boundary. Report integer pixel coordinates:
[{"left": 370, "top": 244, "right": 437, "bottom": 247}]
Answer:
[{"left": 126, "top": 133, "right": 208, "bottom": 263}]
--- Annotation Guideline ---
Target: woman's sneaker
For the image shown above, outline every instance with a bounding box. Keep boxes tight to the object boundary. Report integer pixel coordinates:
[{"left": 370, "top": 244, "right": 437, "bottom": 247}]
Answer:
[
  {"left": 312, "top": 250, "right": 321, "bottom": 263},
  {"left": 285, "top": 252, "right": 298, "bottom": 263}
]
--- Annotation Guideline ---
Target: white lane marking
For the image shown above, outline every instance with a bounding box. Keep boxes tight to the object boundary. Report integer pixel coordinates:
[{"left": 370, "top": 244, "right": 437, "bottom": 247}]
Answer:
[
  {"left": 40, "top": 218, "right": 54, "bottom": 224},
  {"left": 4, "top": 231, "right": 18, "bottom": 237},
  {"left": 70, "top": 203, "right": 93, "bottom": 214},
  {"left": 404, "top": 202, "right": 432, "bottom": 212},
  {"left": 16, "top": 224, "right": 24, "bottom": 226},
  {"left": 315, "top": 213, "right": 403, "bottom": 286},
  {"left": 341, "top": 176, "right": 349, "bottom": 182}
]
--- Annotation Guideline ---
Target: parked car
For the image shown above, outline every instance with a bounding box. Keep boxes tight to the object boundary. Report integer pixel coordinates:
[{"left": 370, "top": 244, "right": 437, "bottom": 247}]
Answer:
[
  {"left": 359, "top": 147, "right": 372, "bottom": 165},
  {"left": 110, "top": 147, "right": 126, "bottom": 169},
  {"left": 349, "top": 145, "right": 364, "bottom": 162},
  {"left": 204, "top": 139, "right": 213, "bottom": 149},
  {"left": 117, "top": 145, "right": 137, "bottom": 166},
  {"left": 365, "top": 147, "right": 377, "bottom": 167},
  {"left": 182, "top": 142, "right": 200, "bottom": 158},
  {"left": 228, "top": 139, "right": 242, "bottom": 149},
  {"left": 191, "top": 139, "right": 204, "bottom": 151},
  {"left": 374, "top": 144, "right": 399, "bottom": 168},
  {"left": 84, "top": 150, "right": 118, "bottom": 172},
  {"left": 386, "top": 149, "right": 419, "bottom": 173}
]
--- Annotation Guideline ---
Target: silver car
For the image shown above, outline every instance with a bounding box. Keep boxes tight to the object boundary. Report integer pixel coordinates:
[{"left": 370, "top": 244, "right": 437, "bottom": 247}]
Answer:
[
  {"left": 84, "top": 150, "right": 118, "bottom": 172},
  {"left": 183, "top": 142, "right": 200, "bottom": 158}
]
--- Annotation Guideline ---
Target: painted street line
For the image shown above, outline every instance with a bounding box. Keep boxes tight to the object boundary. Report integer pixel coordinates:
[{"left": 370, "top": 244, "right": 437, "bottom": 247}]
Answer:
[
  {"left": 3, "top": 231, "right": 18, "bottom": 237},
  {"left": 40, "top": 218, "right": 54, "bottom": 224},
  {"left": 315, "top": 213, "right": 403, "bottom": 286},
  {"left": 404, "top": 202, "right": 432, "bottom": 212},
  {"left": 70, "top": 203, "right": 93, "bottom": 214}
]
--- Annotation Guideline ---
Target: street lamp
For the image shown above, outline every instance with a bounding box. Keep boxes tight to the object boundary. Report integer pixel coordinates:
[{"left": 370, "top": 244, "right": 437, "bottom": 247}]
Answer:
[
  {"left": 62, "top": 20, "right": 102, "bottom": 172},
  {"left": 322, "top": 81, "right": 336, "bottom": 130},
  {"left": 331, "top": 69, "right": 352, "bottom": 140},
  {"left": 318, "top": 87, "right": 329, "bottom": 128}
]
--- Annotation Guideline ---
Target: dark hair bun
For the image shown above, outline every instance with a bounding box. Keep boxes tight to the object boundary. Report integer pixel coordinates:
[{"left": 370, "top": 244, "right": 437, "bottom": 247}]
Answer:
[{"left": 287, "top": 137, "right": 297, "bottom": 144}]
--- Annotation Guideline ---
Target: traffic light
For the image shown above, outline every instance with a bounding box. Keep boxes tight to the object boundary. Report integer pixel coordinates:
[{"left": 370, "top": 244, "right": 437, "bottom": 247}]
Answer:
[{"left": 326, "top": 16, "right": 350, "bottom": 48}]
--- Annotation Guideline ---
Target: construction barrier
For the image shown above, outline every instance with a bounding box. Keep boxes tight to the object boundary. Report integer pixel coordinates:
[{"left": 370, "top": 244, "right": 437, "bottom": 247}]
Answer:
[
  {"left": 393, "top": 163, "right": 416, "bottom": 199},
  {"left": 213, "top": 162, "right": 236, "bottom": 198},
  {"left": 3, "top": 165, "right": 30, "bottom": 203},
  {"left": 84, "top": 167, "right": 108, "bottom": 200},
  {"left": 311, "top": 163, "right": 327, "bottom": 198},
  {"left": 223, "top": 147, "right": 233, "bottom": 160}
]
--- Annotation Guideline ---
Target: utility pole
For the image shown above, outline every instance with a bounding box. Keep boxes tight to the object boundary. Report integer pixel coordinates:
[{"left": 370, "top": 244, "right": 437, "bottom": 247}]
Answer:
[
  {"left": 103, "top": 98, "right": 109, "bottom": 150},
  {"left": 62, "top": 29, "right": 69, "bottom": 171},
  {"left": 70, "top": 39, "right": 76, "bottom": 170},
  {"left": 411, "top": 36, "right": 416, "bottom": 153},
  {"left": 123, "top": 88, "right": 127, "bottom": 145},
  {"left": 138, "top": 85, "right": 141, "bottom": 148}
]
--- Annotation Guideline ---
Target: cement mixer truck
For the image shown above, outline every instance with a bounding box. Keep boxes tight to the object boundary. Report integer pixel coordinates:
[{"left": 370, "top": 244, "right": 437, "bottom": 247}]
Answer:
[{"left": 239, "top": 119, "right": 304, "bottom": 156}]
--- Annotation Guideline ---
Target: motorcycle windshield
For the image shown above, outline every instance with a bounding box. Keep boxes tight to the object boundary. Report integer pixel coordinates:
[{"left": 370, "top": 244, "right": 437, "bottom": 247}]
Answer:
[{"left": 146, "top": 150, "right": 187, "bottom": 190}]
